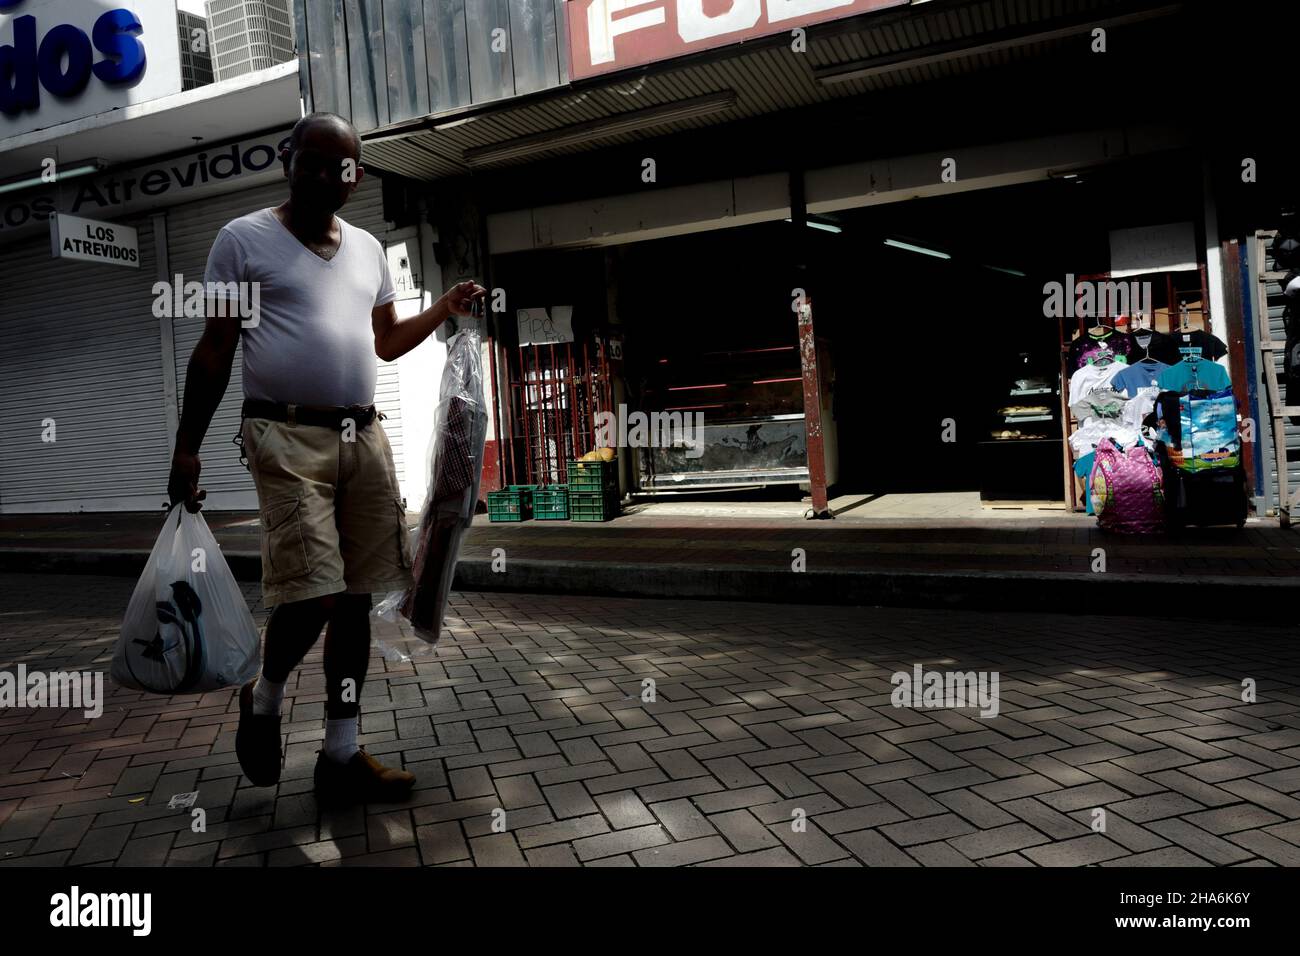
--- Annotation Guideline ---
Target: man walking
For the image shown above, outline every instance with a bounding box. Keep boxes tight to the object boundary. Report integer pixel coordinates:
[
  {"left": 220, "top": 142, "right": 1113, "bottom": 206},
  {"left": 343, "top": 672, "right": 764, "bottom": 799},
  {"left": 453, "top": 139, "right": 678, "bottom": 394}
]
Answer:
[{"left": 167, "top": 112, "right": 485, "bottom": 805}]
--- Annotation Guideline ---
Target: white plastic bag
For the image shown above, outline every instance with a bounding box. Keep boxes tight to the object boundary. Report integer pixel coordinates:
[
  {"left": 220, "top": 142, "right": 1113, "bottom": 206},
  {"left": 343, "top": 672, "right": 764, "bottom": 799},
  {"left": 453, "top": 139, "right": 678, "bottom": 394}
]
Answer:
[{"left": 112, "top": 505, "right": 261, "bottom": 694}]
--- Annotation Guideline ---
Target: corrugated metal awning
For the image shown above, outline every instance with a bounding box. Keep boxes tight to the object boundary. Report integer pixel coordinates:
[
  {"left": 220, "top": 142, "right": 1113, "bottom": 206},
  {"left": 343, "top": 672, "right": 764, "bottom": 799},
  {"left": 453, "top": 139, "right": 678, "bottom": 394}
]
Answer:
[{"left": 360, "top": 0, "right": 1181, "bottom": 182}]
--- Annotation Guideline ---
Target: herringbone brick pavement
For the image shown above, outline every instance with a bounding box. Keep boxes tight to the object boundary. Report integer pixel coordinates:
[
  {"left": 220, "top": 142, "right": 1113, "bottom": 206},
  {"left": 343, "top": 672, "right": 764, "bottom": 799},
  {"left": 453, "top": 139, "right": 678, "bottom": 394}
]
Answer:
[{"left": 1, "top": 573, "right": 1297, "bottom": 867}]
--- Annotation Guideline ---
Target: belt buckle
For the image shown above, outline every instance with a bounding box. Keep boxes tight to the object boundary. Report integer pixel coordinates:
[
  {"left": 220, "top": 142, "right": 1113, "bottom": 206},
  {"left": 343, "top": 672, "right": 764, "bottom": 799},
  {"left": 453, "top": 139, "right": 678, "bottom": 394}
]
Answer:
[{"left": 344, "top": 404, "right": 367, "bottom": 430}]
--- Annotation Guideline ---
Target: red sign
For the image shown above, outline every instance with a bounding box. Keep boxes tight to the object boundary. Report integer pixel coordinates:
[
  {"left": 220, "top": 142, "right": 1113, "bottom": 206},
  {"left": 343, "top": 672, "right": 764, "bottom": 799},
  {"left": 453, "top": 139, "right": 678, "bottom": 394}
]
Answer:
[{"left": 566, "top": 0, "right": 910, "bottom": 80}]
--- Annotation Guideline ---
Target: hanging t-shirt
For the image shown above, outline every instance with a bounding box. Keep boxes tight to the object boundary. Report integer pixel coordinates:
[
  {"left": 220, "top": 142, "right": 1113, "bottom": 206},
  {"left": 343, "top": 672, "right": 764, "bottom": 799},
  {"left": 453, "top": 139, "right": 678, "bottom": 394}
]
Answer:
[
  {"left": 1111, "top": 358, "right": 1170, "bottom": 397},
  {"left": 1070, "top": 387, "right": 1126, "bottom": 422},
  {"left": 1122, "top": 385, "right": 1161, "bottom": 432},
  {"left": 1157, "top": 358, "right": 1231, "bottom": 394},
  {"left": 1164, "top": 329, "right": 1227, "bottom": 364},
  {"left": 1068, "top": 361, "right": 1122, "bottom": 405},
  {"left": 1129, "top": 329, "right": 1181, "bottom": 365},
  {"left": 1067, "top": 329, "right": 1136, "bottom": 372}
]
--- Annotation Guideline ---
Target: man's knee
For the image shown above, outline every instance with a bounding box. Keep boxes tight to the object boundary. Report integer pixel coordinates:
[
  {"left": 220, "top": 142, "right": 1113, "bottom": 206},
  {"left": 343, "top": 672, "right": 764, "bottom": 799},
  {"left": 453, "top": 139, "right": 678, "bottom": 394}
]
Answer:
[{"left": 327, "top": 592, "right": 372, "bottom": 620}]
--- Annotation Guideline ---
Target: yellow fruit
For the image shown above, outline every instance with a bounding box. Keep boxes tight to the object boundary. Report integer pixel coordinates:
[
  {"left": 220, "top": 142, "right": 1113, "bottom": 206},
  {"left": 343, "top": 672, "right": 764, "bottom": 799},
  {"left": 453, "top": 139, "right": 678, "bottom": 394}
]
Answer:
[
  {"left": 581, "top": 450, "right": 599, "bottom": 462},
  {"left": 598, "top": 447, "right": 616, "bottom": 461}
]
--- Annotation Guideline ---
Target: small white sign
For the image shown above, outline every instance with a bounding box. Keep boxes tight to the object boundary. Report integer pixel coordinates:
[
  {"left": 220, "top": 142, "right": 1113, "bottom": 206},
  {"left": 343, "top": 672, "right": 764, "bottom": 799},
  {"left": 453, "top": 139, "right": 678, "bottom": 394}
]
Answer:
[
  {"left": 50, "top": 213, "right": 139, "bottom": 268},
  {"left": 517, "top": 305, "right": 574, "bottom": 346},
  {"left": 385, "top": 239, "right": 422, "bottom": 300}
]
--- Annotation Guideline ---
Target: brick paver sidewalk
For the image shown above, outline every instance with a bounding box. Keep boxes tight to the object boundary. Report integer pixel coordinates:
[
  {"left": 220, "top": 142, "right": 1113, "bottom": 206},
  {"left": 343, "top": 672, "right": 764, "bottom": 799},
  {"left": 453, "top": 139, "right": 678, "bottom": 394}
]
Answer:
[{"left": 1, "top": 573, "right": 1298, "bottom": 867}]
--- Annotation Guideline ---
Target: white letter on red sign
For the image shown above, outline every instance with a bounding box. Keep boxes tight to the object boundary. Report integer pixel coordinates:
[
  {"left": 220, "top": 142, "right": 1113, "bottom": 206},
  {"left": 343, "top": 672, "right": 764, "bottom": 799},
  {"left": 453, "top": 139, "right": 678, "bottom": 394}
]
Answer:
[
  {"left": 587, "top": 0, "right": 667, "bottom": 66},
  {"left": 677, "top": 0, "right": 761, "bottom": 43},
  {"left": 767, "top": 0, "right": 855, "bottom": 23}
]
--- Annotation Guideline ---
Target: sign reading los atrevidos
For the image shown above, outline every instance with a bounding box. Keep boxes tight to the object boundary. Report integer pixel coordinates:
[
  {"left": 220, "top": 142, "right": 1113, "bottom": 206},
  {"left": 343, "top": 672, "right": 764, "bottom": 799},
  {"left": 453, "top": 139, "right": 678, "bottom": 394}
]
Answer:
[
  {"left": 50, "top": 212, "right": 138, "bottom": 267},
  {"left": 0, "top": 0, "right": 183, "bottom": 140},
  {"left": 1, "top": 129, "right": 293, "bottom": 238},
  {"left": 567, "top": 0, "right": 909, "bottom": 80}
]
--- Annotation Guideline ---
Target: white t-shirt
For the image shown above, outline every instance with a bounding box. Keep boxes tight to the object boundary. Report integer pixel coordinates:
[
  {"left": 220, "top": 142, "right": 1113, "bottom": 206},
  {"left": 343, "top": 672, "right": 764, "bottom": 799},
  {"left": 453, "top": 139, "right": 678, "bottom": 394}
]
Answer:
[
  {"left": 1122, "top": 385, "right": 1160, "bottom": 432},
  {"left": 1067, "top": 361, "right": 1122, "bottom": 406},
  {"left": 203, "top": 207, "right": 397, "bottom": 407}
]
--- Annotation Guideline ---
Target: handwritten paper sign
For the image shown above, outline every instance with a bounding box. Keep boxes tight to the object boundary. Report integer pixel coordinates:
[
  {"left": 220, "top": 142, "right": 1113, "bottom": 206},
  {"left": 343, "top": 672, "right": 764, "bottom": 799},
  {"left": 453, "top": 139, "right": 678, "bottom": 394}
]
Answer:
[{"left": 517, "top": 306, "right": 574, "bottom": 345}]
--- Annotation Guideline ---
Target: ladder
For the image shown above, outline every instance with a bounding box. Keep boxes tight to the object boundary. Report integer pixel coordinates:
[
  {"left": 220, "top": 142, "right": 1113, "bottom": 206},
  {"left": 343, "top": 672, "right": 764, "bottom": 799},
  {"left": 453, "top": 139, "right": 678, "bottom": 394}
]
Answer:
[{"left": 1254, "top": 229, "right": 1300, "bottom": 528}]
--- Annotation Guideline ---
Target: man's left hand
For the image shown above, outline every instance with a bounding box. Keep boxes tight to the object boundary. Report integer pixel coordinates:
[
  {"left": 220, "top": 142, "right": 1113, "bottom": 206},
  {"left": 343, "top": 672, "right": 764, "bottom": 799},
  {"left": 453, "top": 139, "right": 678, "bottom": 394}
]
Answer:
[{"left": 442, "top": 280, "right": 487, "bottom": 318}]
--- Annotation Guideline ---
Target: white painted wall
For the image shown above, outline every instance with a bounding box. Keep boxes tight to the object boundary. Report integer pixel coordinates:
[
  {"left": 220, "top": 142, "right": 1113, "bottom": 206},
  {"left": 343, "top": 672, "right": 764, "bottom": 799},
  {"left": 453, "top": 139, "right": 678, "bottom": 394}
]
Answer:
[
  {"left": 393, "top": 297, "right": 444, "bottom": 510},
  {"left": 393, "top": 216, "right": 449, "bottom": 510}
]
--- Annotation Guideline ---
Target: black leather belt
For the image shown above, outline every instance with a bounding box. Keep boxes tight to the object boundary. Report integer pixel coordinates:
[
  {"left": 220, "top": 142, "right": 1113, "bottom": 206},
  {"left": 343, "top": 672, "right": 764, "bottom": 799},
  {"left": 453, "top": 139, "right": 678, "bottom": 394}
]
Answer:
[{"left": 242, "top": 398, "right": 380, "bottom": 430}]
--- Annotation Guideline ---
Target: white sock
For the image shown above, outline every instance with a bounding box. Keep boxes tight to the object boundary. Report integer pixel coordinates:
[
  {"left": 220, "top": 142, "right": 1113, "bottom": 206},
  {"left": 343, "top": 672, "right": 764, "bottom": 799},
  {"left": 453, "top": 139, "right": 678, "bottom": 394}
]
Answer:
[
  {"left": 251, "top": 675, "right": 285, "bottom": 716},
  {"left": 324, "top": 717, "right": 359, "bottom": 764}
]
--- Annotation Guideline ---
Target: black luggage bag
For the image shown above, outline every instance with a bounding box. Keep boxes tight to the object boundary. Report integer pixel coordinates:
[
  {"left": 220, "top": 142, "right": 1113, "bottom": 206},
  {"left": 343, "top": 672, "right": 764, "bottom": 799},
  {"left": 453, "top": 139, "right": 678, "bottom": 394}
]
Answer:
[{"left": 1156, "top": 446, "right": 1248, "bottom": 529}]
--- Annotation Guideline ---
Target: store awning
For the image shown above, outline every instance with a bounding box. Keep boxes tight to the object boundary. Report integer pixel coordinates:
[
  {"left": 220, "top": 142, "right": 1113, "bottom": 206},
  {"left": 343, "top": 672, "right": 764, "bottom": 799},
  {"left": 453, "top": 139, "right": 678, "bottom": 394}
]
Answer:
[
  {"left": 0, "top": 62, "right": 300, "bottom": 182},
  {"left": 359, "top": 0, "right": 1182, "bottom": 182}
]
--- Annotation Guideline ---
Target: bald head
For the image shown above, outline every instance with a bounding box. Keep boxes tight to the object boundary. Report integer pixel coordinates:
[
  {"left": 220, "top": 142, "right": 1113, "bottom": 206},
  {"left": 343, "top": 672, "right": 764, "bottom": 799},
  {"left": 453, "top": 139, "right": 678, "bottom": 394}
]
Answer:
[{"left": 290, "top": 112, "right": 361, "bottom": 161}]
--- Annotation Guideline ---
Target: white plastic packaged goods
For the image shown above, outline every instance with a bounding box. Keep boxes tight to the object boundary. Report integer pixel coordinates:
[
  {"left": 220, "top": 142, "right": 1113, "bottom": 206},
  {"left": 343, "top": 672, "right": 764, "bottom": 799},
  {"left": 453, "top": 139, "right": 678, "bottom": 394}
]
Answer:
[
  {"left": 375, "top": 327, "right": 488, "bottom": 654},
  {"left": 112, "top": 505, "right": 261, "bottom": 694}
]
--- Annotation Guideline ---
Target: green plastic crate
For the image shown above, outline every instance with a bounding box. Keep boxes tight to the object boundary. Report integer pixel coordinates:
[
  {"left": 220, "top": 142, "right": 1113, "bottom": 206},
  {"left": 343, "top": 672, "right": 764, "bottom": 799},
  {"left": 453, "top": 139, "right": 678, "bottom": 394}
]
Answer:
[
  {"left": 533, "top": 485, "right": 569, "bottom": 520},
  {"left": 567, "top": 458, "right": 618, "bottom": 494},
  {"left": 568, "top": 489, "right": 620, "bottom": 522},
  {"left": 488, "top": 484, "right": 537, "bottom": 522}
]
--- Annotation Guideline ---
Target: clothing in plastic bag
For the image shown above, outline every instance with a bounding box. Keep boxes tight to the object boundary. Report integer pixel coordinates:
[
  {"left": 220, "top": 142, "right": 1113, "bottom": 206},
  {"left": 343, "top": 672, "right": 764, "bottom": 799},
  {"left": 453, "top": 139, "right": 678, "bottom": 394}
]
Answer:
[
  {"left": 374, "top": 327, "right": 488, "bottom": 658},
  {"left": 1153, "top": 387, "right": 1240, "bottom": 472},
  {"left": 112, "top": 505, "right": 261, "bottom": 694},
  {"left": 1089, "top": 438, "right": 1165, "bottom": 534}
]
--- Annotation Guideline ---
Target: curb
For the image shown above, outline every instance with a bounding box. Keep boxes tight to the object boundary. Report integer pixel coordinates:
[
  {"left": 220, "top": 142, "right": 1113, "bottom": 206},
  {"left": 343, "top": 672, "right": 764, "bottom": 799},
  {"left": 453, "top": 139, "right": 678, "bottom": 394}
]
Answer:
[{"left": 1, "top": 547, "right": 1293, "bottom": 622}]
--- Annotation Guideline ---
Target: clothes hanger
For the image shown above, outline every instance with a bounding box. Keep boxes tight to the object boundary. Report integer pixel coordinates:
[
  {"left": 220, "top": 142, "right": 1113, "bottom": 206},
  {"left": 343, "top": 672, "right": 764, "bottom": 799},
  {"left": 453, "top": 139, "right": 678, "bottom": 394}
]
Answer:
[
  {"left": 1132, "top": 320, "right": 1154, "bottom": 361},
  {"left": 1087, "top": 316, "right": 1114, "bottom": 338}
]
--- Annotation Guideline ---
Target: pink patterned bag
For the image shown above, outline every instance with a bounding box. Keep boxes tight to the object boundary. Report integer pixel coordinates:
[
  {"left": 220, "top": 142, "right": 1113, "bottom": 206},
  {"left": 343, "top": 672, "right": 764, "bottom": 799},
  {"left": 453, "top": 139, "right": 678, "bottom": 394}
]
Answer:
[{"left": 1089, "top": 439, "right": 1165, "bottom": 534}]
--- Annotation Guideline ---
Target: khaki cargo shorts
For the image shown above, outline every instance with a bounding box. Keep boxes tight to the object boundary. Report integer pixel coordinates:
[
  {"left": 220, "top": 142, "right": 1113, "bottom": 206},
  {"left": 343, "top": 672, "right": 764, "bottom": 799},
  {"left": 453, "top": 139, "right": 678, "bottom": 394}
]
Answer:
[{"left": 241, "top": 414, "right": 415, "bottom": 608}]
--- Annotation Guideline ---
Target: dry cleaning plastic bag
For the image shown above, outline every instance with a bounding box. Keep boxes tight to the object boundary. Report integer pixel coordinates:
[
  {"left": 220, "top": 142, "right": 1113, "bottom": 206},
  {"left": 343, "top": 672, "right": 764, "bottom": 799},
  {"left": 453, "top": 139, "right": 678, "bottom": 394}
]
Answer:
[
  {"left": 375, "top": 325, "right": 488, "bottom": 662},
  {"left": 112, "top": 505, "right": 261, "bottom": 694}
]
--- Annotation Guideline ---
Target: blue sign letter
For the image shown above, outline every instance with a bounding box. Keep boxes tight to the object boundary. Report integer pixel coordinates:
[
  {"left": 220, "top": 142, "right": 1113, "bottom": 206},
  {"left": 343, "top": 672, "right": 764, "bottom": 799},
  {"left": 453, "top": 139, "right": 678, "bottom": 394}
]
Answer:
[{"left": 92, "top": 9, "right": 146, "bottom": 85}]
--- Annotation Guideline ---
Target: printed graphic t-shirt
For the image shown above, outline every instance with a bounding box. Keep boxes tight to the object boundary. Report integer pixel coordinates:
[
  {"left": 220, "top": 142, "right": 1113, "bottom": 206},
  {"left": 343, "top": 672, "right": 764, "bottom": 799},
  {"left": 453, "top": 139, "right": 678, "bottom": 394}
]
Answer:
[
  {"left": 204, "top": 208, "right": 397, "bottom": 407},
  {"left": 1068, "top": 360, "right": 1123, "bottom": 405},
  {"left": 1155, "top": 329, "right": 1227, "bottom": 365},
  {"left": 1067, "top": 329, "right": 1136, "bottom": 372},
  {"left": 1111, "top": 359, "right": 1170, "bottom": 397}
]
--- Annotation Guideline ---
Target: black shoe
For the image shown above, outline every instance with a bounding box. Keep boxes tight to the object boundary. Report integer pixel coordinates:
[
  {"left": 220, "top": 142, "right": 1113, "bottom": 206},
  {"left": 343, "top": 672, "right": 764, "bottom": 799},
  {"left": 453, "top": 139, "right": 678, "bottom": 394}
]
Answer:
[
  {"left": 235, "top": 680, "right": 283, "bottom": 786},
  {"left": 313, "top": 748, "right": 415, "bottom": 807}
]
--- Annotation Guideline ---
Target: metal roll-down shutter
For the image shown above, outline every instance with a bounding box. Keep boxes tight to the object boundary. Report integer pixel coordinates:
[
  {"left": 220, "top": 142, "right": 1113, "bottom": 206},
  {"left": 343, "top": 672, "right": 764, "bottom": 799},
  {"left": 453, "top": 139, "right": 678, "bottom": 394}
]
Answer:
[{"left": 0, "top": 220, "right": 171, "bottom": 512}]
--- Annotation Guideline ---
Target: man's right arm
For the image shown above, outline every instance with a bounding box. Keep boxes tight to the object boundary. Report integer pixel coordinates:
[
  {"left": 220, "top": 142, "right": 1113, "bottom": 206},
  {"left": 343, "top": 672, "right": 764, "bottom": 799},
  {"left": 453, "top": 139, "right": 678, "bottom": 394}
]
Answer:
[{"left": 167, "top": 305, "right": 239, "bottom": 510}]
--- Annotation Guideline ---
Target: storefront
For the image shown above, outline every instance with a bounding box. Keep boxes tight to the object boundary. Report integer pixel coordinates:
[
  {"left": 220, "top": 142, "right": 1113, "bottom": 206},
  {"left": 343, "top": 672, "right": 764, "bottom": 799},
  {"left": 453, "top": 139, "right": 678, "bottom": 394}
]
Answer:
[
  {"left": 0, "top": 29, "right": 442, "bottom": 512},
  {"left": 484, "top": 148, "right": 1237, "bottom": 517},
  {"left": 294, "top": 0, "right": 1287, "bottom": 528}
]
